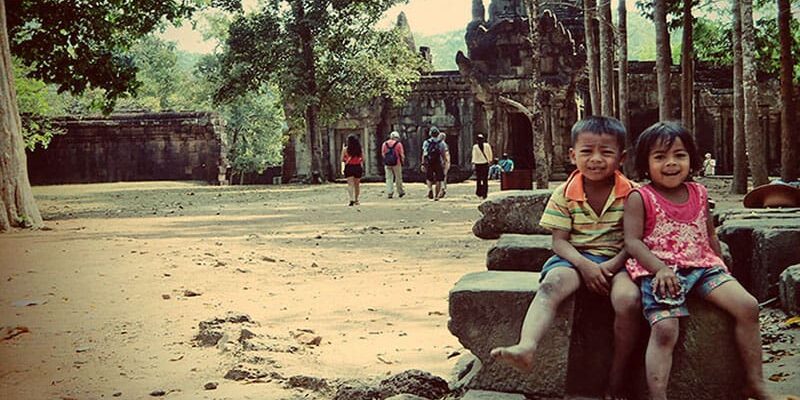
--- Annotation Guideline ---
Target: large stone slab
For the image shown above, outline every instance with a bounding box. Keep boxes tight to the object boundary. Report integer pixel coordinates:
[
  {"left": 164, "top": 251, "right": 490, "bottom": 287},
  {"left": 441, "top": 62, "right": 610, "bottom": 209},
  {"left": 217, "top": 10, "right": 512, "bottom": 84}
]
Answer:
[
  {"left": 486, "top": 234, "right": 553, "bottom": 272},
  {"left": 448, "top": 271, "right": 573, "bottom": 398},
  {"left": 719, "top": 219, "right": 800, "bottom": 301},
  {"left": 448, "top": 271, "right": 746, "bottom": 400},
  {"left": 780, "top": 265, "right": 800, "bottom": 315},
  {"left": 713, "top": 207, "right": 800, "bottom": 226},
  {"left": 472, "top": 190, "right": 552, "bottom": 239}
]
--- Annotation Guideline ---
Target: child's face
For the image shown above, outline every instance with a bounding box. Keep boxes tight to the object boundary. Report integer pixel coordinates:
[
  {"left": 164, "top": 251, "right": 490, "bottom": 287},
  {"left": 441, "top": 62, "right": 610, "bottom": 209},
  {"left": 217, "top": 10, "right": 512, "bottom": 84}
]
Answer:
[
  {"left": 569, "top": 132, "right": 624, "bottom": 183},
  {"left": 648, "top": 137, "right": 691, "bottom": 189}
]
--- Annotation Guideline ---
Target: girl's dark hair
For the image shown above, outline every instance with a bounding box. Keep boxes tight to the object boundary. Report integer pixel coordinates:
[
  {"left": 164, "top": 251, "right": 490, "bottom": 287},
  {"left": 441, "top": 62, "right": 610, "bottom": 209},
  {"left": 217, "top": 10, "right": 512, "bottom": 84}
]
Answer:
[
  {"left": 634, "top": 121, "right": 701, "bottom": 179},
  {"left": 346, "top": 135, "right": 362, "bottom": 157}
]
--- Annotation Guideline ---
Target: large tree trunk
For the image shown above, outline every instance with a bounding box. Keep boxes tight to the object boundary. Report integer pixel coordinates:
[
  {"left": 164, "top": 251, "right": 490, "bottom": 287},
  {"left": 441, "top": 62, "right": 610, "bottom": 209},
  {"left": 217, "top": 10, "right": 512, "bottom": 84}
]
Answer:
[
  {"left": 524, "top": 0, "right": 548, "bottom": 188},
  {"left": 680, "top": 0, "right": 694, "bottom": 134},
  {"left": 293, "top": 1, "right": 327, "bottom": 183},
  {"left": 740, "top": 0, "right": 769, "bottom": 187},
  {"left": 654, "top": 0, "right": 672, "bottom": 120},
  {"left": 778, "top": 0, "right": 797, "bottom": 182},
  {"left": 598, "top": 0, "right": 614, "bottom": 116},
  {"left": 731, "top": 0, "right": 747, "bottom": 194},
  {"left": 583, "top": 0, "right": 601, "bottom": 116},
  {"left": 0, "top": 0, "right": 43, "bottom": 232},
  {"left": 618, "top": 0, "right": 633, "bottom": 175}
]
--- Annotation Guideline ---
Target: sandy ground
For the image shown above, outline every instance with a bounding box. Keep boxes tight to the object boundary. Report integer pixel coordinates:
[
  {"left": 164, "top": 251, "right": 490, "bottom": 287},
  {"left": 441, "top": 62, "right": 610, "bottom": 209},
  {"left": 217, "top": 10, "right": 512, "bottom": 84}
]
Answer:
[{"left": 0, "top": 178, "right": 797, "bottom": 399}]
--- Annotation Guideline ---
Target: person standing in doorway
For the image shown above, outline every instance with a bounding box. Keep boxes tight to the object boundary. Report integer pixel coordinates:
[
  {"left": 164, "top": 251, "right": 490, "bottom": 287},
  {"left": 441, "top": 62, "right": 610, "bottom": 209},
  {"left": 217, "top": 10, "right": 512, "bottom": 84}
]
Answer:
[
  {"left": 341, "top": 135, "right": 363, "bottom": 206},
  {"left": 382, "top": 131, "right": 405, "bottom": 199},
  {"left": 472, "top": 133, "right": 493, "bottom": 199}
]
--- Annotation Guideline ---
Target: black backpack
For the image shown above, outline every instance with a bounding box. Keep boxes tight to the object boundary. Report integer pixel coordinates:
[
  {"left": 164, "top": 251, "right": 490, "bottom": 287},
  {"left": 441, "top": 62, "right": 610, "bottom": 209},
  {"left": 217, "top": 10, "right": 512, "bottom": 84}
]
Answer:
[
  {"left": 384, "top": 141, "right": 399, "bottom": 166},
  {"left": 425, "top": 139, "right": 442, "bottom": 167}
]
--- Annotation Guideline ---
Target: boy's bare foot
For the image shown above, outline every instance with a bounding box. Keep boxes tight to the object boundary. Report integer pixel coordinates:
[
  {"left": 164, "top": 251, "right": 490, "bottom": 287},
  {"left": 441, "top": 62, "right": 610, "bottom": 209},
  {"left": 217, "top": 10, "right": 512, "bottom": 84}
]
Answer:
[{"left": 490, "top": 344, "right": 536, "bottom": 371}]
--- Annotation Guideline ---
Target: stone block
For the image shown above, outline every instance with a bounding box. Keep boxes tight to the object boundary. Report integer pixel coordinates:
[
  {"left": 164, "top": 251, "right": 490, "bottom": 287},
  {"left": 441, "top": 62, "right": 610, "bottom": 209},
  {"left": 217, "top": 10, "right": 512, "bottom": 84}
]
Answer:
[
  {"left": 719, "top": 219, "right": 800, "bottom": 301},
  {"left": 460, "top": 389, "right": 527, "bottom": 400},
  {"left": 779, "top": 265, "right": 800, "bottom": 315},
  {"left": 448, "top": 271, "right": 573, "bottom": 398},
  {"left": 448, "top": 271, "right": 746, "bottom": 399},
  {"left": 472, "top": 190, "right": 552, "bottom": 239},
  {"left": 486, "top": 234, "right": 553, "bottom": 272}
]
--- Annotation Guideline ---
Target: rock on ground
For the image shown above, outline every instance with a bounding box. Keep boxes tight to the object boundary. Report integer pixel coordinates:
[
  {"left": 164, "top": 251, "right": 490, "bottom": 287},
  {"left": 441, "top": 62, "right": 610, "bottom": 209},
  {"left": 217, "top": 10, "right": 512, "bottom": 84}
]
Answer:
[
  {"left": 780, "top": 265, "right": 800, "bottom": 315},
  {"left": 472, "top": 190, "right": 551, "bottom": 239}
]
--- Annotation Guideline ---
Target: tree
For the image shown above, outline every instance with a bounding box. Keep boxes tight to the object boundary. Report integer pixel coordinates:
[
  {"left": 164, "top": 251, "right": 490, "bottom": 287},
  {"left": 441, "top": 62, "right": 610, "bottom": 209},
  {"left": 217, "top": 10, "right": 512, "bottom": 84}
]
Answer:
[
  {"left": 778, "top": 0, "right": 797, "bottom": 181},
  {"left": 654, "top": 0, "right": 672, "bottom": 120},
  {"left": 215, "top": 0, "right": 422, "bottom": 182},
  {"left": 740, "top": 0, "right": 769, "bottom": 187},
  {"left": 680, "top": 0, "right": 694, "bottom": 133},
  {"left": 584, "top": 0, "right": 601, "bottom": 115},
  {"left": 1, "top": 0, "right": 40, "bottom": 230},
  {"left": 1, "top": 0, "right": 223, "bottom": 231},
  {"left": 731, "top": 0, "right": 748, "bottom": 194},
  {"left": 598, "top": 0, "right": 615, "bottom": 116},
  {"left": 619, "top": 0, "right": 633, "bottom": 176},
  {"left": 524, "top": 0, "right": 548, "bottom": 188}
]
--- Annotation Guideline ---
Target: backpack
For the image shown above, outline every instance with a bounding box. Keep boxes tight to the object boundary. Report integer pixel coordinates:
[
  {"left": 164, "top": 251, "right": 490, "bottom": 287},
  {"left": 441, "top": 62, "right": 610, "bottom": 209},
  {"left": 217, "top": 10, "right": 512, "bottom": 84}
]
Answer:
[
  {"left": 384, "top": 141, "right": 399, "bottom": 166},
  {"left": 425, "top": 139, "right": 442, "bottom": 167}
]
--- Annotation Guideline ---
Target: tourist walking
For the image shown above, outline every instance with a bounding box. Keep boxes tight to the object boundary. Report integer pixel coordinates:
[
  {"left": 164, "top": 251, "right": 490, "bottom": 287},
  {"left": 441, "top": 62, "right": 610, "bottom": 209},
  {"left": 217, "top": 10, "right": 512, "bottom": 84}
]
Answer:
[
  {"left": 421, "top": 126, "right": 446, "bottom": 201},
  {"left": 341, "top": 135, "right": 363, "bottom": 206},
  {"left": 382, "top": 131, "right": 406, "bottom": 199},
  {"left": 438, "top": 131, "right": 451, "bottom": 198},
  {"left": 471, "top": 133, "right": 493, "bottom": 199}
]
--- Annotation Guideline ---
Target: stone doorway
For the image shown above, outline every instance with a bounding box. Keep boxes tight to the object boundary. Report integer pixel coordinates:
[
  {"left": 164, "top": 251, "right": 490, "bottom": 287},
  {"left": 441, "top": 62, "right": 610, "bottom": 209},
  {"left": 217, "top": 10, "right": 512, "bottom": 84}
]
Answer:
[{"left": 507, "top": 112, "right": 534, "bottom": 169}]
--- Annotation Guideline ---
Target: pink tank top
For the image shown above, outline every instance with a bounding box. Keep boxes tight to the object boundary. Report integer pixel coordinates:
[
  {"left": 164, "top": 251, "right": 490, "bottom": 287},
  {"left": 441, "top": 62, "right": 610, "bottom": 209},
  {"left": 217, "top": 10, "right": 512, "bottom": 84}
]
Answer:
[{"left": 625, "top": 182, "right": 726, "bottom": 280}]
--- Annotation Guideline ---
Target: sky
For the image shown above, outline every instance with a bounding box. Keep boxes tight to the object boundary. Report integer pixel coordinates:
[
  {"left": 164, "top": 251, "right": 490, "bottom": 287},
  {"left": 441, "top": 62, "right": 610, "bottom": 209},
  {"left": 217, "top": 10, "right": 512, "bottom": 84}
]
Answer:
[{"left": 161, "top": 0, "right": 474, "bottom": 54}]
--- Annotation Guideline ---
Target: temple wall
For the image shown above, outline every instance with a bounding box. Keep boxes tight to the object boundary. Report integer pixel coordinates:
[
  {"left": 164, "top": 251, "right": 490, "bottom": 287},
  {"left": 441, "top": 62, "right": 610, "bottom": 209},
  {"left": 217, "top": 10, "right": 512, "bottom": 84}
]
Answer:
[{"left": 27, "top": 112, "right": 226, "bottom": 185}]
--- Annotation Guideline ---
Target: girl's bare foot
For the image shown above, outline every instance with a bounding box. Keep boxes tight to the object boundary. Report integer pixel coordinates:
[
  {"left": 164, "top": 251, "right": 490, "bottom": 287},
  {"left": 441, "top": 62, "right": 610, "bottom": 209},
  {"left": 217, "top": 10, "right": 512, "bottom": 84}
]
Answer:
[{"left": 489, "top": 344, "right": 536, "bottom": 371}]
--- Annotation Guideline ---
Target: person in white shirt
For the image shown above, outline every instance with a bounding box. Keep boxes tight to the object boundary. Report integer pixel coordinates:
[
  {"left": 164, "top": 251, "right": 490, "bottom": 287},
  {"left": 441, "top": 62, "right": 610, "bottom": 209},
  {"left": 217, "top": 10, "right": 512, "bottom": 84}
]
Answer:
[{"left": 471, "top": 133, "right": 493, "bottom": 199}]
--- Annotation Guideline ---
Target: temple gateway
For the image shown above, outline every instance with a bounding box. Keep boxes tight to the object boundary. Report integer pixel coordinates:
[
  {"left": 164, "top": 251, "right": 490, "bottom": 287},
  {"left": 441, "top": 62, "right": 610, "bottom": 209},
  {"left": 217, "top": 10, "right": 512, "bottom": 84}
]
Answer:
[{"left": 284, "top": 0, "right": 795, "bottom": 184}]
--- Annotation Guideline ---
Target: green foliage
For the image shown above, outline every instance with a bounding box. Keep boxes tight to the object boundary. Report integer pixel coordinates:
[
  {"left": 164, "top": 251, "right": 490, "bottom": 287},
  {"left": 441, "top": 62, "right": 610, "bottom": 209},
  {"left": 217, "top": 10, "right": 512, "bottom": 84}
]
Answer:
[
  {"left": 215, "top": 0, "right": 421, "bottom": 125},
  {"left": 6, "top": 0, "right": 200, "bottom": 111},
  {"left": 222, "top": 87, "right": 287, "bottom": 175},
  {"left": 13, "top": 60, "right": 65, "bottom": 150}
]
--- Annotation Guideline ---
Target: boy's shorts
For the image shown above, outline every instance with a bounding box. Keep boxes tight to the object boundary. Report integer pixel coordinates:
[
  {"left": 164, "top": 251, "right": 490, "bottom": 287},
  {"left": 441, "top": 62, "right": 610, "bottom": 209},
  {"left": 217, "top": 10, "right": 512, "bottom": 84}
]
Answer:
[
  {"left": 640, "top": 266, "right": 735, "bottom": 325},
  {"left": 539, "top": 252, "right": 611, "bottom": 283}
]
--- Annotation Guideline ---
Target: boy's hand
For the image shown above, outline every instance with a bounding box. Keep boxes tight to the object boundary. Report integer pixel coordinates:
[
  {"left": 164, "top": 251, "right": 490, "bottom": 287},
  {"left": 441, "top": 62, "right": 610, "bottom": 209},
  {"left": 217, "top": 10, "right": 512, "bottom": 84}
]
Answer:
[
  {"left": 577, "top": 262, "right": 610, "bottom": 296},
  {"left": 653, "top": 267, "right": 680, "bottom": 298},
  {"left": 598, "top": 261, "right": 616, "bottom": 279}
]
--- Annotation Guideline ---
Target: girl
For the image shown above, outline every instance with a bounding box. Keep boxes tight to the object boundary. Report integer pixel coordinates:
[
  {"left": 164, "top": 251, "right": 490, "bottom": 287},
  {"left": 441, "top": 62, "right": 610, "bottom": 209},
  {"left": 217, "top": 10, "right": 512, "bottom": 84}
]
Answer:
[
  {"left": 341, "top": 135, "right": 363, "bottom": 206},
  {"left": 471, "top": 133, "right": 493, "bottom": 199},
  {"left": 624, "top": 122, "right": 773, "bottom": 400}
]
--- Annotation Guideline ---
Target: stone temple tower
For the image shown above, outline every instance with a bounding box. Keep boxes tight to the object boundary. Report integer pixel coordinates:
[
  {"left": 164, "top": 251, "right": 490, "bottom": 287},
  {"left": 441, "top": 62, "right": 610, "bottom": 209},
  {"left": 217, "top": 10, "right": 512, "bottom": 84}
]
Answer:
[{"left": 457, "top": 0, "right": 584, "bottom": 177}]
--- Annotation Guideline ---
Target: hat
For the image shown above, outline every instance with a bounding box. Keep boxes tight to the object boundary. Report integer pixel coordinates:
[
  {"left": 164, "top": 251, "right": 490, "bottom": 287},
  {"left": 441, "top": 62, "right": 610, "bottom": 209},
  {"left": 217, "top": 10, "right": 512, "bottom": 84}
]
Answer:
[
  {"left": 390, "top": 131, "right": 400, "bottom": 139},
  {"left": 743, "top": 180, "right": 800, "bottom": 208},
  {"left": 429, "top": 126, "right": 440, "bottom": 135},
  {"left": 477, "top": 133, "right": 485, "bottom": 139}
]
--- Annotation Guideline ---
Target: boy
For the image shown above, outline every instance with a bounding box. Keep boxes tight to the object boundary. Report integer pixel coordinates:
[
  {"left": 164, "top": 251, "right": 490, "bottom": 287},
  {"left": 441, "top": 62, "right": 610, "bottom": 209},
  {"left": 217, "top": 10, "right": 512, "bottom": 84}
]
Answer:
[{"left": 491, "top": 116, "right": 642, "bottom": 397}]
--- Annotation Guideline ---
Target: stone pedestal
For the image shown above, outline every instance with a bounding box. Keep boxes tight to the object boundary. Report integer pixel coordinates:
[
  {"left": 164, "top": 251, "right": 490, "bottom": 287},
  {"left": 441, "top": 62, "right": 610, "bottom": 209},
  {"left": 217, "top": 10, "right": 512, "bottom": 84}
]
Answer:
[{"left": 486, "top": 234, "right": 553, "bottom": 272}]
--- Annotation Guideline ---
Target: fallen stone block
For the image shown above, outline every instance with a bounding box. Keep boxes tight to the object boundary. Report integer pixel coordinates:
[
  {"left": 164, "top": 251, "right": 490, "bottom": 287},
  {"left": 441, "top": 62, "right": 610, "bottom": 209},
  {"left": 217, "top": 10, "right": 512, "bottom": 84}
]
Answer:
[
  {"left": 486, "top": 234, "right": 553, "bottom": 272},
  {"left": 780, "top": 265, "right": 800, "bottom": 315},
  {"left": 719, "top": 219, "right": 800, "bottom": 301},
  {"left": 472, "top": 190, "right": 552, "bottom": 239},
  {"left": 448, "top": 271, "right": 746, "bottom": 399},
  {"left": 713, "top": 207, "right": 800, "bottom": 226}
]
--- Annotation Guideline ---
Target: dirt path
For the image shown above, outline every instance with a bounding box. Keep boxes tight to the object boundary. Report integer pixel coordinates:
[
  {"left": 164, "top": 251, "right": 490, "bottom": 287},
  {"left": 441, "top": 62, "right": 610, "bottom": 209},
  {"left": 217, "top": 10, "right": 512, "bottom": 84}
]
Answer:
[{"left": 0, "top": 179, "right": 797, "bottom": 399}]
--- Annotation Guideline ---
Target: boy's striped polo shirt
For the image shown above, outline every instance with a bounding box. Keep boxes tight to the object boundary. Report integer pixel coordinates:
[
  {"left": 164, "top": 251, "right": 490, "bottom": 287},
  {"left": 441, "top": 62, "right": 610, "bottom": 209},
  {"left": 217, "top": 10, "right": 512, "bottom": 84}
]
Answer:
[{"left": 539, "top": 170, "right": 636, "bottom": 257}]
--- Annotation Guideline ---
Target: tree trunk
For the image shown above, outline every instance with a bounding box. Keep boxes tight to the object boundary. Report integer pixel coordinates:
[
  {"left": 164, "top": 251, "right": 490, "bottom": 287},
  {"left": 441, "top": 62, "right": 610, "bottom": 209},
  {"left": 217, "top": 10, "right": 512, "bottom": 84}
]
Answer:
[
  {"left": 654, "top": 0, "right": 672, "bottom": 120},
  {"left": 292, "top": 1, "right": 327, "bottom": 183},
  {"left": 681, "top": 0, "right": 694, "bottom": 134},
  {"left": 778, "top": 0, "right": 797, "bottom": 181},
  {"left": 598, "top": 0, "right": 614, "bottom": 116},
  {"left": 731, "top": 0, "right": 748, "bottom": 194},
  {"left": 0, "top": 0, "right": 43, "bottom": 232},
  {"left": 583, "top": 0, "right": 601, "bottom": 116},
  {"left": 525, "top": 0, "right": 548, "bottom": 188},
  {"left": 618, "top": 0, "right": 633, "bottom": 176},
  {"left": 740, "top": 0, "right": 769, "bottom": 187}
]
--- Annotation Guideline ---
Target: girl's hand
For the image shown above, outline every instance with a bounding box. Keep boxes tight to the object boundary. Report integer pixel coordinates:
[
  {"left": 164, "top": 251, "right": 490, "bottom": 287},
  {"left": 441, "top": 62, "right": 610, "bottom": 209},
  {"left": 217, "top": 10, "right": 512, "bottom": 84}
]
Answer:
[{"left": 653, "top": 267, "right": 680, "bottom": 298}]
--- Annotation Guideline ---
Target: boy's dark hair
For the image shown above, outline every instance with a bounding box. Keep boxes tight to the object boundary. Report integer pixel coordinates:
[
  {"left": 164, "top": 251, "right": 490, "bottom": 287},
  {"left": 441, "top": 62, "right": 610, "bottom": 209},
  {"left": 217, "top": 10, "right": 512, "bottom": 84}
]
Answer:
[
  {"left": 634, "top": 121, "right": 701, "bottom": 179},
  {"left": 570, "top": 116, "right": 626, "bottom": 150}
]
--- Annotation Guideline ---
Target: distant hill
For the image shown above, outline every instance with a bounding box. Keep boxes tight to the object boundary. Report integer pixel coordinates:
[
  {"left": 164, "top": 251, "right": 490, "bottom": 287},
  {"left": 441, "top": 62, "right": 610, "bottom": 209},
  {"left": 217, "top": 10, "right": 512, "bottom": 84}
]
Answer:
[{"left": 413, "top": 12, "right": 674, "bottom": 72}]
